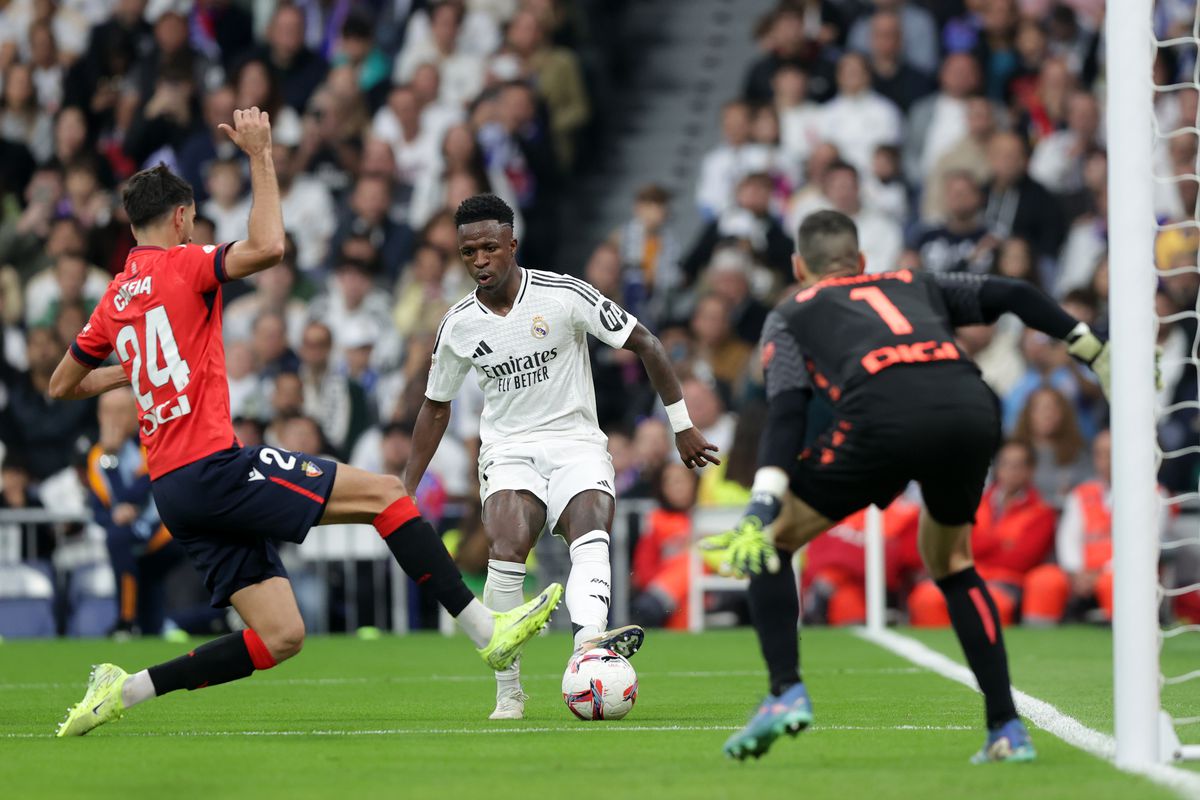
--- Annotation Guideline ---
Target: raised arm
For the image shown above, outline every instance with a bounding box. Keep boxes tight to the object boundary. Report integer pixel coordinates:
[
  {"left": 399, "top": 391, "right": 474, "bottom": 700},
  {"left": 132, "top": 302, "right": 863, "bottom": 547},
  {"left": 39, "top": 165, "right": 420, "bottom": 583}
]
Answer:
[
  {"left": 403, "top": 398, "right": 453, "bottom": 498},
  {"left": 218, "top": 107, "right": 286, "bottom": 281},
  {"left": 622, "top": 322, "right": 720, "bottom": 469},
  {"left": 935, "top": 274, "right": 1110, "bottom": 396}
]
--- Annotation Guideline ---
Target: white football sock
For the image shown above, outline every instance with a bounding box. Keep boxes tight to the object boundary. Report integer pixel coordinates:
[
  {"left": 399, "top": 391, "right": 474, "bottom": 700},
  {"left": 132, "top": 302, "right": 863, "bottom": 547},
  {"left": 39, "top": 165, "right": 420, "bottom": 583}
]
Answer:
[
  {"left": 484, "top": 559, "right": 527, "bottom": 691},
  {"left": 121, "top": 669, "right": 156, "bottom": 708},
  {"left": 455, "top": 599, "right": 495, "bottom": 648},
  {"left": 567, "top": 531, "right": 611, "bottom": 650}
]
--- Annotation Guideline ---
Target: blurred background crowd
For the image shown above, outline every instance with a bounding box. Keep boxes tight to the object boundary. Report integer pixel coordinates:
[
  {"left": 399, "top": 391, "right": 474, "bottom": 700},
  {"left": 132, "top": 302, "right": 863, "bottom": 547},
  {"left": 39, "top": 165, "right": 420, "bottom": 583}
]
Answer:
[{"left": 0, "top": 0, "right": 1198, "bottom": 639}]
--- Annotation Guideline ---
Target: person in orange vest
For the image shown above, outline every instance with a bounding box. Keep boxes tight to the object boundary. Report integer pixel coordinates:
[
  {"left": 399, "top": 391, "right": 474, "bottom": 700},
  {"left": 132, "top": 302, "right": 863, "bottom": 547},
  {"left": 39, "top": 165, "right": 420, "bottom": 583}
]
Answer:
[
  {"left": 909, "top": 440, "right": 1057, "bottom": 626},
  {"left": 631, "top": 463, "right": 700, "bottom": 629},
  {"left": 802, "top": 495, "right": 922, "bottom": 625},
  {"left": 1023, "top": 429, "right": 1170, "bottom": 623}
]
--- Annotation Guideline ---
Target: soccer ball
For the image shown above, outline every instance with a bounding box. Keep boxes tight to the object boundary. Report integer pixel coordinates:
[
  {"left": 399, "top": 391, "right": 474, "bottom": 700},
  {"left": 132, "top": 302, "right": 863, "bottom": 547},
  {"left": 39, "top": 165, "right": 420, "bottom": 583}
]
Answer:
[{"left": 561, "top": 648, "right": 638, "bottom": 721}]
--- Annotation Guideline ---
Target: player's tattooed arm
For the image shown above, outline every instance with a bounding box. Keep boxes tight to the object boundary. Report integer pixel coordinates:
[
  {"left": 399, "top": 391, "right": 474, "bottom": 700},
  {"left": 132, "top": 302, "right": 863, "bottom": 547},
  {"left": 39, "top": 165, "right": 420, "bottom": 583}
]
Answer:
[
  {"left": 622, "top": 323, "right": 721, "bottom": 469},
  {"left": 404, "top": 398, "right": 452, "bottom": 498},
  {"left": 48, "top": 357, "right": 129, "bottom": 401}
]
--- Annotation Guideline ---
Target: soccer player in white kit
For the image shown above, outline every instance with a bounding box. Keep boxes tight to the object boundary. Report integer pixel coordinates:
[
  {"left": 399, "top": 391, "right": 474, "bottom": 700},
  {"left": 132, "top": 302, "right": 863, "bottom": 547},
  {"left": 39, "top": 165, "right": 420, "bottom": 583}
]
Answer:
[{"left": 405, "top": 195, "right": 720, "bottom": 719}]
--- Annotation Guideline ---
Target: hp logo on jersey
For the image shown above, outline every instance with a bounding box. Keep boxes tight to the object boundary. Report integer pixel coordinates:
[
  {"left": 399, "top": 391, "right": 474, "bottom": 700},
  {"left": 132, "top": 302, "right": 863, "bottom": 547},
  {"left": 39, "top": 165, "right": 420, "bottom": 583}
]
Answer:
[
  {"left": 599, "top": 300, "right": 627, "bottom": 333},
  {"left": 531, "top": 315, "right": 549, "bottom": 339}
]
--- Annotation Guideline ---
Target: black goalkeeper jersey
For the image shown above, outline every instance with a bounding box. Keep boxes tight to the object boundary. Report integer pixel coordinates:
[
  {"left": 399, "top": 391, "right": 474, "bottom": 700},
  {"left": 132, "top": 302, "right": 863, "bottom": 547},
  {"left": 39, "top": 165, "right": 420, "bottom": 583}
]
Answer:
[{"left": 761, "top": 269, "right": 992, "bottom": 405}]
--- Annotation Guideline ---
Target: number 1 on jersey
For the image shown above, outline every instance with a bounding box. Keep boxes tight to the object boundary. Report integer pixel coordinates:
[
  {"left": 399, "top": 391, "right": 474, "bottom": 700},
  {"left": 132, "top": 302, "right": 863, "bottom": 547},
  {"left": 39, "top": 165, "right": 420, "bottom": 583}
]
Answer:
[{"left": 849, "top": 286, "right": 913, "bottom": 335}]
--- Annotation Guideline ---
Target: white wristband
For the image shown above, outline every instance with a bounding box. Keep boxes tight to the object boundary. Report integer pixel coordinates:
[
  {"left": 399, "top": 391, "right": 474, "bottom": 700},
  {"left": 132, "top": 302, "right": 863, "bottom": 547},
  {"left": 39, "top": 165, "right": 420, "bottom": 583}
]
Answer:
[
  {"left": 664, "top": 399, "right": 693, "bottom": 433},
  {"left": 750, "top": 467, "right": 789, "bottom": 501}
]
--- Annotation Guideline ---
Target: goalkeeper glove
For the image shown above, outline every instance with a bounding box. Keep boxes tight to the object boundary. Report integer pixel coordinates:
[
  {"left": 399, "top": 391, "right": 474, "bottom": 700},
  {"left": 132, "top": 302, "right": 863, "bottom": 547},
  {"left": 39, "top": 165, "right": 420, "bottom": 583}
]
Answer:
[
  {"left": 1066, "top": 323, "right": 1110, "bottom": 400},
  {"left": 698, "top": 492, "right": 784, "bottom": 578}
]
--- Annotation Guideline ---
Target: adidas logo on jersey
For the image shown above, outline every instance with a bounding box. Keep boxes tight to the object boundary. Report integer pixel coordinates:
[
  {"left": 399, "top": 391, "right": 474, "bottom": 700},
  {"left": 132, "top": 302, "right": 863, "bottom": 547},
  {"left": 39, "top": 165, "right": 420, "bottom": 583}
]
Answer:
[{"left": 473, "top": 340, "right": 494, "bottom": 358}]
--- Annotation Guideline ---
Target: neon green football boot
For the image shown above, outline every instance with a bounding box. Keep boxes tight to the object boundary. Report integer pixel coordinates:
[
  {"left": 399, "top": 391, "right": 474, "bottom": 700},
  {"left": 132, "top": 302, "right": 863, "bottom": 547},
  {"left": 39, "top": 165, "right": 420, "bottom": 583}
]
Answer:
[
  {"left": 479, "top": 583, "right": 563, "bottom": 671},
  {"left": 56, "top": 663, "right": 129, "bottom": 737}
]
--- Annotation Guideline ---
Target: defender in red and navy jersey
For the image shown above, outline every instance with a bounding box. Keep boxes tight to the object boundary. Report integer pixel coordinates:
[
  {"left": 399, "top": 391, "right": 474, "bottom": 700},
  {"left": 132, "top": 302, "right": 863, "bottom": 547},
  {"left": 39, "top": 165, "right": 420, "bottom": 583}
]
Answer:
[
  {"left": 70, "top": 242, "right": 237, "bottom": 478},
  {"left": 49, "top": 109, "right": 561, "bottom": 739},
  {"left": 705, "top": 211, "right": 1112, "bottom": 764}
]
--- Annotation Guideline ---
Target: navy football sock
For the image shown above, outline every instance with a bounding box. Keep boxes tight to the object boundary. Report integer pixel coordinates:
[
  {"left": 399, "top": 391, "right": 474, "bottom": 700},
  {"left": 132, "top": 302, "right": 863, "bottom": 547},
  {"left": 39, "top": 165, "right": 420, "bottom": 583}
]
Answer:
[{"left": 147, "top": 630, "right": 275, "bottom": 694}]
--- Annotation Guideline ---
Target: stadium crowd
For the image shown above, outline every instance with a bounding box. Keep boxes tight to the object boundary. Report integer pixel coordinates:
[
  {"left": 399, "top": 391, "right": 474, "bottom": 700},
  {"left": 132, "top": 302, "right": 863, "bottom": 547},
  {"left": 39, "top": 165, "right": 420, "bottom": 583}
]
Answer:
[{"left": 0, "top": 0, "right": 1197, "bottom": 636}]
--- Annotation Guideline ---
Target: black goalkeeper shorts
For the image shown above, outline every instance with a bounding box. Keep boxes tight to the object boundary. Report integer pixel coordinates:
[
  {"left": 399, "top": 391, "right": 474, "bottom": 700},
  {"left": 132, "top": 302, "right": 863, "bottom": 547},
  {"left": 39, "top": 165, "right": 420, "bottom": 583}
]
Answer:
[{"left": 790, "top": 363, "right": 1001, "bottom": 526}]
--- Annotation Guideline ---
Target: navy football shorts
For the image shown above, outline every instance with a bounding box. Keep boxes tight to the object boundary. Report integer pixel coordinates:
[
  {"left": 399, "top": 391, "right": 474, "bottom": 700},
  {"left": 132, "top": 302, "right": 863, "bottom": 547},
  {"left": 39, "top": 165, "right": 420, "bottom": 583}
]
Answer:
[{"left": 153, "top": 444, "right": 338, "bottom": 607}]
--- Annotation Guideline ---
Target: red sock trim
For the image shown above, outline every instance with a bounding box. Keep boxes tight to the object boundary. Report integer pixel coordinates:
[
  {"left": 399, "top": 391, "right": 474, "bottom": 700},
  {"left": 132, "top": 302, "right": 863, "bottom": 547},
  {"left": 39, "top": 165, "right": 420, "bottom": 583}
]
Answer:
[
  {"left": 374, "top": 496, "right": 420, "bottom": 538},
  {"left": 243, "top": 629, "right": 277, "bottom": 670},
  {"left": 968, "top": 587, "right": 997, "bottom": 645}
]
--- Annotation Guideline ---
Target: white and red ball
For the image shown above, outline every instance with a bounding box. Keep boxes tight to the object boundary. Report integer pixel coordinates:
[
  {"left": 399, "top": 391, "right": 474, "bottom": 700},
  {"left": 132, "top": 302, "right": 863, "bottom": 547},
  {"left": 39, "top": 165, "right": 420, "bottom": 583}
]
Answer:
[{"left": 561, "top": 647, "right": 638, "bottom": 721}]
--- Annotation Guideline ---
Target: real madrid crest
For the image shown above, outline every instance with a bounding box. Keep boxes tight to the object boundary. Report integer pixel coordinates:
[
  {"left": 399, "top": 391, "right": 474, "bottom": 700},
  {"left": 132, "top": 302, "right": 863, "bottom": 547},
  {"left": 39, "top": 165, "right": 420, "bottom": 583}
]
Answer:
[{"left": 531, "top": 314, "right": 549, "bottom": 339}]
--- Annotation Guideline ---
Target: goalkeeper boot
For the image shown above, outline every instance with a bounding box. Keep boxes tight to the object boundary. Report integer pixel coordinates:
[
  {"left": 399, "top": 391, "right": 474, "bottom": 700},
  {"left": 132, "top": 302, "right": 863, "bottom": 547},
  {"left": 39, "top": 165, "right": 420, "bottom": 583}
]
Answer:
[
  {"left": 722, "top": 682, "right": 813, "bottom": 760},
  {"left": 575, "top": 625, "right": 645, "bottom": 659},
  {"left": 56, "top": 663, "right": 129, "bottom": 737},
  {"left": 970, "top": 718, "right": 1037, "bottom": 764},
  {"left": 479, "top": 583, "right": 563, "bottom": 671}
]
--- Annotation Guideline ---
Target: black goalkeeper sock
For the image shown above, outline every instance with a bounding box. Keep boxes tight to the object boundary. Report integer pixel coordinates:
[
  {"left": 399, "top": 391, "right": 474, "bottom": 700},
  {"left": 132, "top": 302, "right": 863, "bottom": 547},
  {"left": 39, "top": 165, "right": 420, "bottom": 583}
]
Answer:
[
  {"left": 374, "top": 497, "right": 474, "bottom": 617},
  {"left": 747, "top": 547, "right": 802, "bottom": 697},
  {"left": 147, "top": 630, "right": 275, "bottom": 694},
  {"left": 936, "top": 566, "right": 1018, "bottom": 729}
]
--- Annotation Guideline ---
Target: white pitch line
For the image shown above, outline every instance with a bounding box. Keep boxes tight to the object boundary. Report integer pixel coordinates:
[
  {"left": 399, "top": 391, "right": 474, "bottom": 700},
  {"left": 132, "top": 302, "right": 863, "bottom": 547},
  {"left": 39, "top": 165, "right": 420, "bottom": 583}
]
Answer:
[
  {"left": 857, "top": 627, "right": 1200, "bottom": 800},
  {"left": 0, "top": 723, "right": 973, "bottom": 740},
  {"left": 0, "top": 667, "right": 923, "bottom": 692}
]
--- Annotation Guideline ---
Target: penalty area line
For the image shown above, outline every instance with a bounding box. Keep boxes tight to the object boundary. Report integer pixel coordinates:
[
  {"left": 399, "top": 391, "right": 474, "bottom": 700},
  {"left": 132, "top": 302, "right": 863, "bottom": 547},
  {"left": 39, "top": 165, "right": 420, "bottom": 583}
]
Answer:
[{"left": 857, "top": 627, "right": 1200, "bottom": 800}]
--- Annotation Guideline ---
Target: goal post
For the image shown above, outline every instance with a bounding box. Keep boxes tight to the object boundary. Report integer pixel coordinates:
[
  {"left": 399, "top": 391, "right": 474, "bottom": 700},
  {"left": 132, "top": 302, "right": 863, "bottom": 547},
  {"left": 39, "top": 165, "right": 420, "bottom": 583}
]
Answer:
[{"left": 1107, "top": 0, "right": 1162, "bottom": 767}]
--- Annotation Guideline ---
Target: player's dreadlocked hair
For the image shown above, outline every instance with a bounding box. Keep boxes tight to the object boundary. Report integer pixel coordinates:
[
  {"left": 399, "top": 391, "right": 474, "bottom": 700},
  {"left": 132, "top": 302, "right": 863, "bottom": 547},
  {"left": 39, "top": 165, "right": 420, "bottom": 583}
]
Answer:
[
  {"left": 454, "top": 194, "right": 515, "bottom": 228},
  {"left": 796, "top": 210, "right": 860, "bottom": 275},
  {"left": 122, "top": 163, "right": 195, "bottom": 229}
]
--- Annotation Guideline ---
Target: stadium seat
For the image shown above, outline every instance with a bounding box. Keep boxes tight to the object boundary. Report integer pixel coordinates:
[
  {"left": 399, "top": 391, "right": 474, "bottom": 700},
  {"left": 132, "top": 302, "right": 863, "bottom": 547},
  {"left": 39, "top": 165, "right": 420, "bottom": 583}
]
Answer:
[{"left": 0, "top": 563, "right": 56, "bottom": 638}]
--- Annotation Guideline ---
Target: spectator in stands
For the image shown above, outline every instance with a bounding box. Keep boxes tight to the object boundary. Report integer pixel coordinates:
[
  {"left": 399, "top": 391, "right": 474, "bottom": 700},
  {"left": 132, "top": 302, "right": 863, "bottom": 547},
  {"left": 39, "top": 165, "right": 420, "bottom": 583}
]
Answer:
[
  {"left": 224, "top": 238, "right": 307, "bottom": 347},
  {"left": 1021, "top": 430, "right": 1157, "bottom": 625},
  {"left": 903, "top": 53, "right": 980, "bottom": 190},
  {"left": 256, "top": 4, "right": 328, "bottom": 113},
  {"left": 704, "top": 246, "right": 769, "bottom": 345},
  {"left": 1029, "top": 90, "right": 1102, "bottom": 196},
  {"left": 309, "top": 256, "right": 397, "bottom": 366},
  {"left": 685, "top": 172, "right": 794, "bottom": 282},
  {"left": 1056, "top": 178, "right": 1108, "bottom": 299},
  {"left": 849, "top": 0, "right": 940, "bottom": 76},
  {"left": 982, "top": 131, "right": 1065, "bottom": 262},
  {"left": 909, "top": 440, "right": 1057, "bottom": 626},
  {"left": 818, "top": 160, "right": 903, "bottom": 273},
  {"left": 1014, "top": 58, "right": 1074, "bottom": 146},
  {"left": 772, "top": 64, "right": 823, "bottom": 166},
  {"left": 394, "top": 0, "right": 485, "bottom": 109},
  {"left": 331, "top": 11, "right": 390, "bottom": 106},
  {"left": 0, "top": 62, "right": 53, "bottom": 163},
  {"left": 273, "top": 141, "right": 337, "bottom": 275},
  {"left": 631, "top": 462, "right": 699, "bottom": 629},
  {"left": 695, "top": 100, "right": 757, "bottom": 219},
  {"left": 910, "top": 171, "right": 996, "bottom": 274},
  {"left": 861, "top": 144, "right": 908, "bottom": 223},
  {"left": 864, "top": 10, "right": 935, "bottom": 112},
  {"left": 748, "top": 105, "right": 802, "bottom": 210},
  {"left": 689, "top": 293, "right": 753, "bottom": 395},
  {"left": 1014, "top": 385, "right": 1092, "bottom": 509},
  {"left": 743, "top": 4, "right": 836, "bottom": 104},
  {"left": 609, "top": 183, "right": 685, "bottom": 329},
  {"left": 496, "top": 9, "right": 590, "bottom": 171},
  {"left": 24, "top": 253, "right": 106, "bottom": 329},
  {"left": 631, "top": 417, "right": 672, "bottom": 498},
  {"left": 87, "top": 389, "right": 180, "bottom": 637},
  {"left": 251, "top": 310, "right": 300, "bottom": 378},
  {"left": 921, "top": 95, "right": 996, "bottom": 222},
  {"left": 682, "top": 377, "right": 736, "bottom": 453},
  {"left": 232, "top": 57, "right": 304, "bottom": 153},
  {"left": 372, "top": 84, "right": 439, "bottom": 196},
  {"left": 817, "top": 52, "right": 902, "bottom": 176},
  {"left": 0, "top": 326, "right": 95, "bottom": 480},
  {"left": 201, "top": 158, "right": 250, "bottom": 246},
  {"left": 175, "top": 85, "right": 238, "bottom": 201},
  {"left": 297, "top": 321, "right": 371, "bottom": 459},
  {"left": 329, "top": 174, "right": 410, "bottom": 278},
  {"left": 123, "top": 64, "right": 199, "bottom": 166},
  {"left": 971, "top": 0, "right": 1020, "bottom": 101}
]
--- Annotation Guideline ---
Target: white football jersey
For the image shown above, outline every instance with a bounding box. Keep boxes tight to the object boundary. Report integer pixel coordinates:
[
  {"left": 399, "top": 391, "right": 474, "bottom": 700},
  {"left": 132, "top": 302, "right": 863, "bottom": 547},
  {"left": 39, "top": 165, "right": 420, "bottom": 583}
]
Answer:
[{"left": 426, "top": 268, "right": 637, "bottom": 451}]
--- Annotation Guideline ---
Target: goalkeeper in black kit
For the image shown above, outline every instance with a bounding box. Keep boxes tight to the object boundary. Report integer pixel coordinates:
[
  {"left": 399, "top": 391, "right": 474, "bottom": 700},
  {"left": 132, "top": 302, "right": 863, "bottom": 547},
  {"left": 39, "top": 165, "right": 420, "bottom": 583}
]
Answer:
[{"left": 701, "top": 210, "right": 1112, "bottom": 763}]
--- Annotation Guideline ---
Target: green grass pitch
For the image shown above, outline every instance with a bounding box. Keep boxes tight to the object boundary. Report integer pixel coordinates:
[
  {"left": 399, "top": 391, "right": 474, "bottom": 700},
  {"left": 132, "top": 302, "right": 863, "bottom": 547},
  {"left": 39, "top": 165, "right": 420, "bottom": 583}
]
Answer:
[{"left": 2, "top": 627, "right": 1197, "bottom": 799}]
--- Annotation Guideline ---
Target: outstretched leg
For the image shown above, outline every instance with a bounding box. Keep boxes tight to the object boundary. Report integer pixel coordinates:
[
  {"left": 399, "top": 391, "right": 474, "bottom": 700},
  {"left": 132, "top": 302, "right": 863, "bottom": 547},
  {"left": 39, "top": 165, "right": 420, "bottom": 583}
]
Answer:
[
  {"left": 322, "top": 464, "right": 561, "bottom": 668},
  {"left": 918, "top": 509, "right": 1034, "bottom": 763},
  {"left": 56, "top": 577, "right": 302, "bottom": 737}
]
